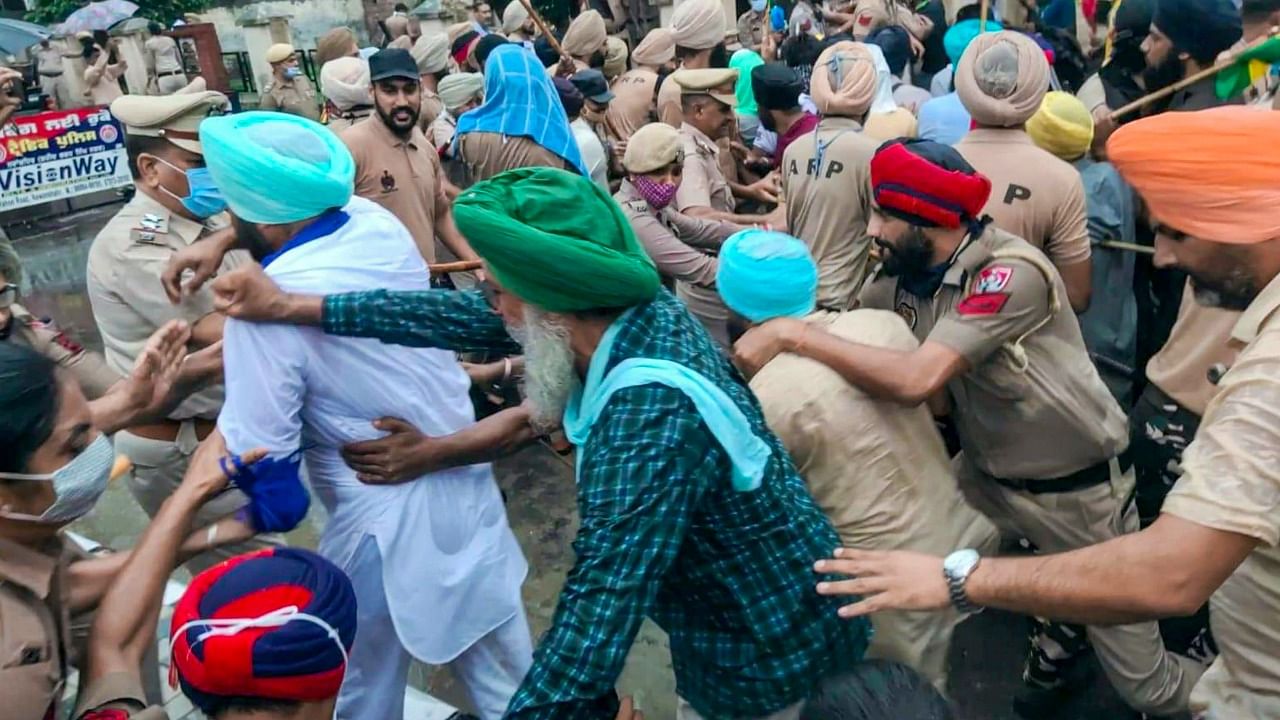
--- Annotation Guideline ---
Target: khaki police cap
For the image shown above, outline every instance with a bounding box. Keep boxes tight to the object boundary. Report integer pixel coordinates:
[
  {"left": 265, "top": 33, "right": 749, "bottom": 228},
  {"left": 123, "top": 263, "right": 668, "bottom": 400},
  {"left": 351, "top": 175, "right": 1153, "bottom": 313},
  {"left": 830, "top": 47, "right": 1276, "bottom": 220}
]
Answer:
[
  {"left": 265, "top": 42, "right": 296, "bottom": 64},
  {"left": 623, "top": 122, "right": 684, "bottom": 174},
  {"left": 671, "top": 68, "right": 739, "bottom": 108},
  {"left": 110, "top": 91, "right": 230, "bottom": 155}
]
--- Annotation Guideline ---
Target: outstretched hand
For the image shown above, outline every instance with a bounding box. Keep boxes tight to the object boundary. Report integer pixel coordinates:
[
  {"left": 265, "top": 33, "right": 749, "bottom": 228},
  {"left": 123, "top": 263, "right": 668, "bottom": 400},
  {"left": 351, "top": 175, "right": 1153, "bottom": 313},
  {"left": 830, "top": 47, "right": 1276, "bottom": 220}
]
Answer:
[
  {"left": 814, "top": 548, "right": 951, "bottom": 619},
  {"left": 212, "top": 264, "right": 289, "bottom": 321},
  {"left": 342, "top": 417, "right": 437, "bottom": 484},
  {"left": 120, "top": 319, "right": 191, "bottom": 416}
]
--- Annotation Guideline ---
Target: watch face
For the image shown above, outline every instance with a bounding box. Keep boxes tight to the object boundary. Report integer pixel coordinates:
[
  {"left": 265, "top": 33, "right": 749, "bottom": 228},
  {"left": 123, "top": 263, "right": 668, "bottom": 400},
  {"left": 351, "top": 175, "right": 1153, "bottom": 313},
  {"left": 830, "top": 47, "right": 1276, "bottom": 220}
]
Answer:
[{"left": 944, "top": 549, "right": 979, "bottom": 577}]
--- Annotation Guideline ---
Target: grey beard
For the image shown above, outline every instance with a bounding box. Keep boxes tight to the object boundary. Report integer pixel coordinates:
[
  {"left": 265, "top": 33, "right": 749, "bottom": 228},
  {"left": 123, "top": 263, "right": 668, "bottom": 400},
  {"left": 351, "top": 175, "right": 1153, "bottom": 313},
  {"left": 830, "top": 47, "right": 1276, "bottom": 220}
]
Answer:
[{"left": 509, "top": 307, "right": 576, "bottom": 432}]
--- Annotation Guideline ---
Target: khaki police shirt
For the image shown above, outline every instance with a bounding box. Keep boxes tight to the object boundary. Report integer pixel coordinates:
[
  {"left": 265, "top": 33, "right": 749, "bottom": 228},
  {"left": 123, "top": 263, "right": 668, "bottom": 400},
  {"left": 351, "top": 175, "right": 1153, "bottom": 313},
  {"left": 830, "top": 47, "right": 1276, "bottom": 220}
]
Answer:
[
  {"left": 456, "top": 131, "right": 569, "bottom": 185},
  {"left": 781, "top": 116, "right": 878, "bottom": 310},
  {"left": 1145, "top": 281, "right": 1241, "bottom": 416},
  {"left": 737, "top": 10, "right": 766, "bottom": 50},
  {"left": 5, "top": 303, "right": 119, "bottom": 399},
  {"left": 259, "top": 75, "right": 321, "bottom": 122},
  {"left": 0, "top": 536, "right": 77, "bottom": 720},
  {"left": 616, "top": 178, "right": 736, "bottom": 290},
  {"left": 752, "top": 308, "right": 997, "bottom": 554},
  {"left": 858, "top": 225, "right": 1128, "bottom": 480},
  {"left": 144, "top": 35, "right": 183, "bottom": 75},
  {"left": 86, "top": 191, "right": 248, "bottom": 420},
  {"left": 342, "top": 116, "right": 447, "bottom": 263},
  {"left": 36, "top": 47, "right": 64, "bottom": 76},
  {"left": 418, "top": 90, "right": 444, "bottom": 133},
  {"left": 954, "top": 128, "right": 1091, "bottom": 270},
  {"left": 657, "top": 71, "right": 683, "bottom": 128},
  {"left": 72, "top": 671, "right": 168, "bottom": 719},
  {"left": 428, "top": 110, "right": 457, "bottom": 152},
  {"left": 606, "top": 68, "right": 659, "bottom": 142},
  {"left": 1161, "top": 272, "right": 1280, "bottom": 720},
  {"left": 676, "top": 122, "right": 736, "bottom": 215}
]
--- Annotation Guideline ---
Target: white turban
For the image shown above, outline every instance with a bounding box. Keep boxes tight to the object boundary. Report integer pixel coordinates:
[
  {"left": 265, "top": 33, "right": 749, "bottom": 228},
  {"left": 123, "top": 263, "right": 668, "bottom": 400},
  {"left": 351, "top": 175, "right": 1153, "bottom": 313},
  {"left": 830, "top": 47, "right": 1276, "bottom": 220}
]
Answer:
[
  {"left": 320, "top": 57, "right": 372, "bottom": 111},
  {"left": 502, "top": 1, "right": 530, "bottom": 34},
  {"left": 438, "top": 72, "right": 485, "bottom": 112},
  {"left": 411, "top": 33, "right": 449, "bottom": 75},
  {"left": 672, "top": 0, "right": 726, "bottom": 50}
]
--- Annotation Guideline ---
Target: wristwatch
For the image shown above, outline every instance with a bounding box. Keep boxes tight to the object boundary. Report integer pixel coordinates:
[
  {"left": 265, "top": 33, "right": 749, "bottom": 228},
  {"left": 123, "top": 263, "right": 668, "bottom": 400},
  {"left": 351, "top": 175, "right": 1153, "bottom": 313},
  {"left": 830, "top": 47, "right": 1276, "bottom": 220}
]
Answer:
[{"left": 943, "top": 549, "right": 984, "bottom": 615}]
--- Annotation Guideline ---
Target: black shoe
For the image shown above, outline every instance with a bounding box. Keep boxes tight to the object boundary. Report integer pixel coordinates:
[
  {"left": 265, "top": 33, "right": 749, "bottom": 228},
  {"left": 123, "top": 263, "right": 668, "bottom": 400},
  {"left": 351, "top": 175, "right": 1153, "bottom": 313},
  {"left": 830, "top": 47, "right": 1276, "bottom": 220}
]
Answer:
[{"left": 1012, "top": 681, "right": 1073, "bottom": 720}]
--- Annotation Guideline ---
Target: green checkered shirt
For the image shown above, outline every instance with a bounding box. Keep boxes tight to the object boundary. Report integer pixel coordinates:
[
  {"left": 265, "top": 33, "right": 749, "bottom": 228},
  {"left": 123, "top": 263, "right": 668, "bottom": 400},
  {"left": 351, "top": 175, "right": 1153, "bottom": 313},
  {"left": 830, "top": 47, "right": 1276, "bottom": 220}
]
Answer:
[{"left": 323, "top": 288, "right": 870, "bottom": 719}]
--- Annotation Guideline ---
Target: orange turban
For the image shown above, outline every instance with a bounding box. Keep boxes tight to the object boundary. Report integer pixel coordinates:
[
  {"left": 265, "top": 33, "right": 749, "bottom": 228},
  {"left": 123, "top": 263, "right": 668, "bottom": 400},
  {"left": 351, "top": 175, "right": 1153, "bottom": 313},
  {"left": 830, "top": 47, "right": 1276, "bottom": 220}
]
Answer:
[{"left": 1108, "top": 107, "right": 1280, "bottom": 244}]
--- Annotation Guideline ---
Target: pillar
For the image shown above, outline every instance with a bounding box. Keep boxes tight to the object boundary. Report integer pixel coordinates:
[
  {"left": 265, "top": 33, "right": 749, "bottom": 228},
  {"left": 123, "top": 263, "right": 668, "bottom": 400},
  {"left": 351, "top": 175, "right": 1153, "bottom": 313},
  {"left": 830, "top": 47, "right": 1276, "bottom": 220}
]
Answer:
[{"left": 238, "top": 11, "right": 295, "bottom": 97}]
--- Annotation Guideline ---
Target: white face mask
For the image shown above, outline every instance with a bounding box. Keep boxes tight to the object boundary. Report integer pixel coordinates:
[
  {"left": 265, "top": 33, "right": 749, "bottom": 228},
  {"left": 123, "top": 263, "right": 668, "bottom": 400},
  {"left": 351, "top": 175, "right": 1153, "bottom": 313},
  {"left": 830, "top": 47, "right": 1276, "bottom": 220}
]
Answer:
[{"left": 0, "top": 434, "right": 113, "bottom": 524}]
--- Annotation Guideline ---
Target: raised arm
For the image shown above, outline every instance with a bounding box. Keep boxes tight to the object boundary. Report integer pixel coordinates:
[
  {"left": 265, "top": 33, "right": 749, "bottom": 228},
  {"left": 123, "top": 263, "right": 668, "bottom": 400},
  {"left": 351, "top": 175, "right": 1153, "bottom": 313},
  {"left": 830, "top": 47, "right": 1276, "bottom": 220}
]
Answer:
[{"left": 211, "top": 263, "right": 521, "bottom": 355}]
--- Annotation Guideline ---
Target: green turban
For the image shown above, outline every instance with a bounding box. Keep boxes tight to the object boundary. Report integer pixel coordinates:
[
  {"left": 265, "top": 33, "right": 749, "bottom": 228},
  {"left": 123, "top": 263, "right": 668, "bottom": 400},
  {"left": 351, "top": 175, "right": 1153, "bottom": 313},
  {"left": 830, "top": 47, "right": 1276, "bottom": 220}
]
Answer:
[{"left": 454, "top": 168, "right": 661, "bottom": 312}]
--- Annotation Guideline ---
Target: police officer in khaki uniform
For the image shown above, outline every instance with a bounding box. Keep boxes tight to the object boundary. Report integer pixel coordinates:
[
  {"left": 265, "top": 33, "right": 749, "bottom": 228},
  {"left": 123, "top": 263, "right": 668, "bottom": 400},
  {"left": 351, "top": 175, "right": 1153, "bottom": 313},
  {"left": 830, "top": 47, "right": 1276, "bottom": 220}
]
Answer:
[
  {"left": 782, "top": 42, "right": 882, "bottom": 311},
  {"left": 258, "top": 43, "right": 321, "bottom": 121},
  {"left": 606, "top": 28, "right": 673, "bottom": 143},
  {"left": 0, "top": 242, "right": 119, "bottom": 398},
  {"left": 672, "top": 68, "right": 763, "bottom": 226},
  {"left": 143, "top": 23, "right": 187, "bottom": 95},
  {"left": 658, "top": 0, "right": 728, "bottom": 127},
  {"left": 411, "top": 33, "right": 449, "bottom": 131},
  {"left": 616, "top": 122, "right": 743, "bottom": 347},
  {"left": 340, "top": 49, "right": 480, "bottom": 269},
  {"left": 35, "top": 38, "right": 74, "bottom": 109},
  {"left": 952, "top": 31, "right": 1092, "bottom": 312},
  {"left": 733, "top": 139, "right": 1201, "bottom": 717},
  {"left": 86, "top": 91, "right": 281, "bottom": 574},
  {"left": 737, "top": 1, "right": 767, "bottom": 51}
]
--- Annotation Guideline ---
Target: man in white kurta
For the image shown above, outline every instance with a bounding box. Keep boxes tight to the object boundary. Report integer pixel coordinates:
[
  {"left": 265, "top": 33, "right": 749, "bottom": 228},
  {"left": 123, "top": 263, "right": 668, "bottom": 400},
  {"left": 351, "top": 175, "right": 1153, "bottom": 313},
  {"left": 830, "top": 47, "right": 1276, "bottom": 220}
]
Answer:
[{"left": 203, "top": 110, "right": 531, "bottom": 720}]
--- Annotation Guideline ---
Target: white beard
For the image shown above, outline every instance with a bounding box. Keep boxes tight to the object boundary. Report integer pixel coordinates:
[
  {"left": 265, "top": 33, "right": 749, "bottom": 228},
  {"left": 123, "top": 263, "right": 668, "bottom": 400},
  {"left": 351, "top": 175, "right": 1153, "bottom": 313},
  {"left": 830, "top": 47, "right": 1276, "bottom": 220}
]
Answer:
[{"left": 509, "top": 306, "right": 576, "bottom": 432}]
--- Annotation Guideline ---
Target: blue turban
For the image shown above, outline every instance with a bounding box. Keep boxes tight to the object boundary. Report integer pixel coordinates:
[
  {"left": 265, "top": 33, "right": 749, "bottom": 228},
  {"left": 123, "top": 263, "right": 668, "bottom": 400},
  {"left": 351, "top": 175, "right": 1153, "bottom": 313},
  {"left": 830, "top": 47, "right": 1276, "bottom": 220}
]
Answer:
[
  {"left": 456, "top": 44, "right": 588, "bottom": 177},
  {"left": 171, "top": 548, "right": 358, "bottom": 713},
  {"left": 199, "top": 111, "right": 355, "bottom": 225},
  {"left": 944, "top": 18, "right": 1003, "bottom": 67},
  {"left": 716, "top": 229, "right": 818, "bottom": 323}
]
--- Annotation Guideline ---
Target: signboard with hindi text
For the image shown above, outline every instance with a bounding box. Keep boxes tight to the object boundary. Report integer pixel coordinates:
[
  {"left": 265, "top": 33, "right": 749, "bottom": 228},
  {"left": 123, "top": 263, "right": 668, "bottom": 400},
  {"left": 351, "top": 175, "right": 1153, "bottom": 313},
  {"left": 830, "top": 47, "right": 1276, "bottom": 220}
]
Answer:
[{"left": 0, "top": 107, "right": 132, "bottom": 213}]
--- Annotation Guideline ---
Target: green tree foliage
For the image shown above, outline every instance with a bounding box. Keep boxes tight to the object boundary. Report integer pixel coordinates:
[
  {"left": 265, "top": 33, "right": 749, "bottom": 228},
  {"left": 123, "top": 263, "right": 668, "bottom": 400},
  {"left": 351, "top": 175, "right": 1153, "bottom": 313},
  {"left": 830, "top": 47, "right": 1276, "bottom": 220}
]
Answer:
[{"left": 26, "top": 0, "right": 210, "bottom": 28}]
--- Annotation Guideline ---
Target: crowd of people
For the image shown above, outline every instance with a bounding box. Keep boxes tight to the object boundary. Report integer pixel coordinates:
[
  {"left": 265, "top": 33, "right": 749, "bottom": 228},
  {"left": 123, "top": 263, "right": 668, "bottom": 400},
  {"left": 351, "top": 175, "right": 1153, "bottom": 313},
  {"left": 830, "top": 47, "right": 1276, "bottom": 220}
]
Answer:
[{"left": 2, "top": 0, "right": 1280, "bottom": 718}]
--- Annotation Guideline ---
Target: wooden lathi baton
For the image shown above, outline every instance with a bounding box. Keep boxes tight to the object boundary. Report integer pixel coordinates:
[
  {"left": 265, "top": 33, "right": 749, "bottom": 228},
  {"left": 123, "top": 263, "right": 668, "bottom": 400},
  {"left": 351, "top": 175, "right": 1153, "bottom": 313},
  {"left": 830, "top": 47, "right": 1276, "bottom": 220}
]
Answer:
[
  {"left": 1110, "top": 28, "right": 1280, "bottom": 120},
  {"left": 515, "top": 0, "right": 572, "bottom": 64},
  {"left": 1098, "top": 240, "right": 1155, "bottom": 255},
  {"left": 429, "top": 260, "right": 485, "bottom": 275}
]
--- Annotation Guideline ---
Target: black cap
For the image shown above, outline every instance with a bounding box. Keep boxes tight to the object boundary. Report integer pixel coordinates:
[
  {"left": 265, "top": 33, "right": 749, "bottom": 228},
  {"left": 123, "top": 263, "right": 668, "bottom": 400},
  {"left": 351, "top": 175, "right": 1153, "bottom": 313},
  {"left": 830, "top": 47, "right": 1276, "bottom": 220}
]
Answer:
[
  {"left": 751, "top": 63, "right": 803, "bottom": 111},
  {"left": 474, "top": 34, "right": 509, "bottom": 68},
  {"left": 570, "top": 68, "right": 614, "bottom": 103},
  {"left": 369, "top": 48, "right": 419, "bottom": 81}
]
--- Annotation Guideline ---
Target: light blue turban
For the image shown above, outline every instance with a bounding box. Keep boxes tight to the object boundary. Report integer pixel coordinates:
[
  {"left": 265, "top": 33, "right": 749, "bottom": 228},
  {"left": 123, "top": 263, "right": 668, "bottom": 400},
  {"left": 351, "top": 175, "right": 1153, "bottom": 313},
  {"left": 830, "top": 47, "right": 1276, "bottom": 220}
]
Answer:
[
  {"left": 716, "top": 229, "right": 818, "bottom": 323},
  {"left": 944, "top": 18, "right": 1003, "bottom": 67},
  {"left": 199, "top": 111, "right": 355, "bottom": 225}
]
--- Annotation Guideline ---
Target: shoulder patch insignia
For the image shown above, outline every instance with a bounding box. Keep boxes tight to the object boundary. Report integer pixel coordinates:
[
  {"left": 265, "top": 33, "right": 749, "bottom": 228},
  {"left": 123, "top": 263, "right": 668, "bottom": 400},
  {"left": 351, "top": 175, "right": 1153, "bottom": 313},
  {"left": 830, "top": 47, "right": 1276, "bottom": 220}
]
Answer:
[
  {"left": 52, "top": 331, "right": 84, "bottom": 354},
  {"left": 956, "top": 292, "right": 1009, "bottom": 316},
  {"left": 974, "top": 265, "right": 1013, "bottom": 294},
  {"left": 895, "top": 301, "right": 918, "bottom": 329},
  {"left": 139, "top": 213, "right": 166, "bottom": 231}
]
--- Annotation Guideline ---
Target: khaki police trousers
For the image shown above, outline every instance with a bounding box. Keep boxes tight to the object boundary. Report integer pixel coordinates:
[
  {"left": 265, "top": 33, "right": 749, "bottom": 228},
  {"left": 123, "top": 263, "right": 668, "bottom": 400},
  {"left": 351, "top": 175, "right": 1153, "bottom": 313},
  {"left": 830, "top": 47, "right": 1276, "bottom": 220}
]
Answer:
[
  {"left": 116, "top": 421, "right": 283, "bottom": 575},
  {"left": 153, "top": 72, "right": 188, "bottom": 95},
  {"left": 676, "top": 698, "right": 802, "bottom": 720},
  {"left": 38, "top": 73, "right": 70, "bottom": 109},
  {"left": 957, "top": 453, "right": 1205, "bottom": 716}
]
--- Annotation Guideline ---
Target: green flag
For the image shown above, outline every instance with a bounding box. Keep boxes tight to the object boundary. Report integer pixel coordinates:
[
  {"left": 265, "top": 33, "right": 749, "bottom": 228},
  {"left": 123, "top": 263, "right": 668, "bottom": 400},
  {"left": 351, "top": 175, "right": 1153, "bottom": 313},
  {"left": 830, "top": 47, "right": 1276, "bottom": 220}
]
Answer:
[{"left": 1216, "top": 35, "right": 1280, "bottom": 100}]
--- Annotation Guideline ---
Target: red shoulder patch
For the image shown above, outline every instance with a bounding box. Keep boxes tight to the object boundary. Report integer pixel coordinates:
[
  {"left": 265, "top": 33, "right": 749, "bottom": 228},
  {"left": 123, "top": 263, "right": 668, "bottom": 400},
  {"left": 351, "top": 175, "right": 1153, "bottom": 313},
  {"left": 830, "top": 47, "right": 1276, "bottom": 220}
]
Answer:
[
  {"left": 52, "top": 332, "right": 83, "bottom": 354},
  {"left": 973, "top": 265, "right": 1014, "bottom": 294},
  {"left": 79, "top": 710, "right": 131, "bottom": 720},
  {"left": 956, "top": 292, "right": 1010, "bottom": 316}
]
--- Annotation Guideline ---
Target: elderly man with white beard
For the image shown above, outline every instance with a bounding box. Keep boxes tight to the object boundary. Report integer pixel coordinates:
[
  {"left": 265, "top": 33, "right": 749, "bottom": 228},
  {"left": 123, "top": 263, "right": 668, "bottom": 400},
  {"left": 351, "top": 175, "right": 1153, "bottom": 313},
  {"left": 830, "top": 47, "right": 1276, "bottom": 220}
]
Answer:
[{"left": 208, "top": 166, "right": 869, "bottom": 720}]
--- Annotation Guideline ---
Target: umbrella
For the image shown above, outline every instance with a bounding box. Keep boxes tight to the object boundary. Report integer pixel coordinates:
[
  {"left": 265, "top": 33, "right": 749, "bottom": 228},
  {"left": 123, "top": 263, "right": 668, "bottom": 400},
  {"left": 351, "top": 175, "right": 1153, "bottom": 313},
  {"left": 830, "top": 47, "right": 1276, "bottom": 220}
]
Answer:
[
  {"left": 0, "top": 18, "right": 53, "bottom": 55},
  {"left": 57, "top": 0, "right": 139, "bottom": 34}
]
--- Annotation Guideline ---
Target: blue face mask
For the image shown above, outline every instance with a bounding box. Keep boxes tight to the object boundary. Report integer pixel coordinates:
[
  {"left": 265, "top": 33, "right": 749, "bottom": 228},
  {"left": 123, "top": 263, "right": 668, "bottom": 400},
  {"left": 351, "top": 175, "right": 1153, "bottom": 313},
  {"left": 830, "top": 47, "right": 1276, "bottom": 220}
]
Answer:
[
  {"left": 156, "top": 157, "right": 228, "bottom": 219},
  {"left": 283, "top": 66, "right": 301, "bottom": 79},
  {"left": 751, "top": 0, "right": 767, "bottom": 12}
]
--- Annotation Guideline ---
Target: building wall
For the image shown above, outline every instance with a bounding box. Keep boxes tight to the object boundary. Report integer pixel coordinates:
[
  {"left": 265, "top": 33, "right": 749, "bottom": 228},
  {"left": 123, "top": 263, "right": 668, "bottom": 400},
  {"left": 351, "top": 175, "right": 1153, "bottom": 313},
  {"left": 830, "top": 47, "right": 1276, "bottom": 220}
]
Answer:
[{"left": 196, "top": 0, "right": 368, "bottom": 53}]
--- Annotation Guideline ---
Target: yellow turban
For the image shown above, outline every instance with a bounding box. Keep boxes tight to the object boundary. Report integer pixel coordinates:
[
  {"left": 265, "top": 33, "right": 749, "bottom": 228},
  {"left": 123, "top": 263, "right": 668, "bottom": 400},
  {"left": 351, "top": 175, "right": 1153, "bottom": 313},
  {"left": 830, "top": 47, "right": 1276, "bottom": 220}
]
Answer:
[
  {"left": 1027, "top": 91, "right": 1094, "bottom": 161},
  {"left": 633, "top": 28, "right": 675, "bottom": 67}
]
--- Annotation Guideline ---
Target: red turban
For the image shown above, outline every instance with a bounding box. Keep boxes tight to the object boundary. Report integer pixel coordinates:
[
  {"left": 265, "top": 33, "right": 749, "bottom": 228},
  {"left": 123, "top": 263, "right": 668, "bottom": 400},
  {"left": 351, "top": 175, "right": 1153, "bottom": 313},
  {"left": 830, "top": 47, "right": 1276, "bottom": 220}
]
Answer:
[
  {"left": 170, "top": 548, "right": 357, "bottom": 714},
  {"left": 1108, "top": 107, "right": 1280, "bottom": 244},
  {"left": 870, "top": 139, "right": 992, "bottom": 228}
]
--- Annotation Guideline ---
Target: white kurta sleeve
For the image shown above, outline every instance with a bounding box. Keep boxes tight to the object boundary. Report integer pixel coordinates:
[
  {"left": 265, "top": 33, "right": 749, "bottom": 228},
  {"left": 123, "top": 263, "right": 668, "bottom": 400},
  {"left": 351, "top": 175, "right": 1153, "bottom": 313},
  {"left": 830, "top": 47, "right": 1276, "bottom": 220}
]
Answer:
[{"left": 217, "top": 317, "right": 308, "bottom": 456}]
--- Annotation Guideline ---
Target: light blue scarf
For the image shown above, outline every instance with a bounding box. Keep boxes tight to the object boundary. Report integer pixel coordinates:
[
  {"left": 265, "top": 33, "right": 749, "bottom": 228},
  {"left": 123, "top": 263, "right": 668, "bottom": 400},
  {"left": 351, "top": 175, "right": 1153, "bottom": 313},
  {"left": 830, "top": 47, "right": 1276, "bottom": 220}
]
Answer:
[{"left": 562, "top": 308, "right": 771, "bottom": 491}]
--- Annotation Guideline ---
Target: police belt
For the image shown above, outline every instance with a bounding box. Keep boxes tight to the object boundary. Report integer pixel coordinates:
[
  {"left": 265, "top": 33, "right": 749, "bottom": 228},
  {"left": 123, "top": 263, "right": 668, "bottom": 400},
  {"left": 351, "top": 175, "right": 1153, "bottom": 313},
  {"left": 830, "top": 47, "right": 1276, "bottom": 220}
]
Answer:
[
  {"left": 38, "top": 70, "right": 63, "bottom": 77},
  {"left": 157, "top": 69, "right": 185, "bottom": 77},
  {"left": 991, "top": 449, "right": 1133, "bottom": 494}
]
